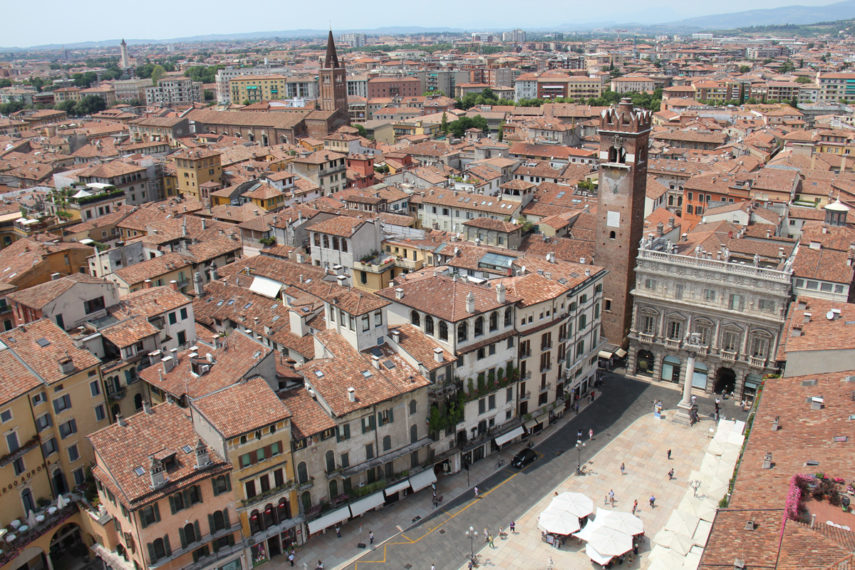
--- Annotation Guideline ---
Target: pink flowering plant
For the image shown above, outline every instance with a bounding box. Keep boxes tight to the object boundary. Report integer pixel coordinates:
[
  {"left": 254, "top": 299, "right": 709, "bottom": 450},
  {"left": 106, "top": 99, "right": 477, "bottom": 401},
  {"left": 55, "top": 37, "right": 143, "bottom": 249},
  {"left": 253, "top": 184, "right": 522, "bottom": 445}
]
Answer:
[{"left": 785, "top": 474, "right": 813, "bottom": 521}]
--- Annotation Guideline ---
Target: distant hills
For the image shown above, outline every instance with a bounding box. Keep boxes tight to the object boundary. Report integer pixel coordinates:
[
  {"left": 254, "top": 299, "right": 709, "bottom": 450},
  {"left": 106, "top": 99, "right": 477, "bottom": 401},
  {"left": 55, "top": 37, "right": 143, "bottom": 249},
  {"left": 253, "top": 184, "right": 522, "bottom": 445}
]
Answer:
[
  {"left": 659, "top": 0, "right": 855, "bottom": 31},
  {"left": 4, "top": 1, "right": 855, "bottom": 51}
]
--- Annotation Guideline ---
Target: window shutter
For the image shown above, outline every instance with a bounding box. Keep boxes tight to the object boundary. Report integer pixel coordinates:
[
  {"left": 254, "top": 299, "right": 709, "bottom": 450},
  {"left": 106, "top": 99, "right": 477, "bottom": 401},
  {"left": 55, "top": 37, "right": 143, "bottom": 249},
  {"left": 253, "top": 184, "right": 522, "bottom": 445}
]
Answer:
[
  {"left": 147, "top": 542, "right": 156, "bottom": 563},
  {"left": 208, "top": 514, "right": 215, "bottom": 534},
  {"left": 154, "top": 502, "right": 160, "bottom": 522},
  {"left": 194, "top": 521, "right": 200, "bottom": 543},
  {"left": 225, "top": 475, "right": 231, "bottom": 491},
  {"left": 223, "top": 508, "right": 230, "bottom": 528},
  {"left": 178, "top": 526, "right": 187, "bottom": 549},
  {"left": 388, "top": 408, "right": 394, "bottom": 423},
  {"left": 163, "top": 534, "right": 171, "bottom": 556},
  {"left": 169, "top": 495, "right": 178, "bottom": 514}
]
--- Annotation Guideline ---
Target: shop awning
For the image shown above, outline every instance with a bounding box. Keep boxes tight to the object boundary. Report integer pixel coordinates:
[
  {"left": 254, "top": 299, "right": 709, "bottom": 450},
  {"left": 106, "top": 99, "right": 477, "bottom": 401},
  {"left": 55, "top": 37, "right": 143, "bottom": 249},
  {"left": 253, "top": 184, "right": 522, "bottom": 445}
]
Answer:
[
  {"left": 384, "top": 479, "right": 411, "bottom": 497},
  {"left": 524, "top": 418, "right": 539, "bottom": 430},
  {"left": 615, "top": 348, "right": 627, "bottom": 358},
  {"left": 307, "top": 506, "right": 351, "bottom": 535},
  {"left": 408, "top": 468, "right": 437, "bottom": 492},
  {"left": 349, "top": 492, "right": 385, "bottom": 517},
  {"left": 494, "top": 426, "right": 525, "bottom": 447},
  {"left": 249, "top": 276, "right": 282, "bottom": 299},
  {"left": 598, "top": 351, "right": 613, "bottom": 359},
  {"left": 744, "top": 378, "right": 762, "bottom": 389}
]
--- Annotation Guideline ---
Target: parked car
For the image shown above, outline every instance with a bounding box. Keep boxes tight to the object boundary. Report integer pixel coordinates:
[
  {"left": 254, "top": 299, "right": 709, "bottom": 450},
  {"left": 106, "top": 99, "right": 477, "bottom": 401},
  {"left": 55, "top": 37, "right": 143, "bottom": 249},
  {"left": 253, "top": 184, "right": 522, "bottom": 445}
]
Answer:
[{"left": 511, "top": 448, "right": 537, "bottom": 469}]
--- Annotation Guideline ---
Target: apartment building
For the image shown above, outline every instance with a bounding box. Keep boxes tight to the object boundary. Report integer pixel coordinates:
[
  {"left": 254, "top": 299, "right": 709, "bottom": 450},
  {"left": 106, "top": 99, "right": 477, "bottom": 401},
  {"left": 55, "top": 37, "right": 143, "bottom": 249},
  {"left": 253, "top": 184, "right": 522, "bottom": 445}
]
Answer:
[
  {"left": 7, "top": 273, "right": 117, "bottom": 330},
  {"left": 289, "top": 151, "right": 346, "bottom": 196},
  {"left": 174, "top": 148, "right": 223, "bottom": 205},
  {"left": 416, "top": 189, "right": 523, "bottom": 232},
  {"left": 145, "top": 76, "right": 202, "bottom": 107},
  {"left": 230, "top": 75, "right": 288, "bottom": 104},
  {"left": 307, "top": 216, "right": 381, "bottom": 271},
  {"left": 191, "top": 378, "right": 300, "bottom": 563},
  {"left": 88, "top": 402, "right": 243, "bottom": 570},
  {"left": 817, "top": 72, "right": 855, "bottom": 103}
]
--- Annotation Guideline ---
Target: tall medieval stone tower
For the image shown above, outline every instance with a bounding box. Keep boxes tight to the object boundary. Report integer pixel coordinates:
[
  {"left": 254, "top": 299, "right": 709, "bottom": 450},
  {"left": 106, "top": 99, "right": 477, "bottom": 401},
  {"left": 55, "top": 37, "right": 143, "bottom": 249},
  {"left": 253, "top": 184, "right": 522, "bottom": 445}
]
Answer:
[
  {"left": 319, "top": 31, "right": 348, "bottom": 116},
  {"left": 594, "top": 98, "right": 651, "bottom": 346}
]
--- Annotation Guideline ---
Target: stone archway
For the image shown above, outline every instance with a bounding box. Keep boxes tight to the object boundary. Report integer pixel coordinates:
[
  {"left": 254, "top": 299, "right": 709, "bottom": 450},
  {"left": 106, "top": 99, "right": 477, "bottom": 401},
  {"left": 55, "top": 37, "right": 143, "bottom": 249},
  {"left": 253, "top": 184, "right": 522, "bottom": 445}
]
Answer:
[
  {"left": 636, "top": 350, "right": 654, "bottom": 376},
  {"left": 49, "top": 522, "right": 85, "bottom": 569},
  {"left": 714, "top": 367, "right": 736, "bottom": 394}
]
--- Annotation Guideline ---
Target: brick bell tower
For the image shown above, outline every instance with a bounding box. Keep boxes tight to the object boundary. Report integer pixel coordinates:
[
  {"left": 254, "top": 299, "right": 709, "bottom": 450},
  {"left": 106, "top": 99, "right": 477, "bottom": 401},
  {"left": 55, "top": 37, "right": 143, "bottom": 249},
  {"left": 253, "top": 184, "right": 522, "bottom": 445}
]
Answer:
[
  {"left": 319, "top": 30, "right": 348, "bottom": 119},
  {"left": 594, "top": 98, "right": 651, "bottom": 346}
]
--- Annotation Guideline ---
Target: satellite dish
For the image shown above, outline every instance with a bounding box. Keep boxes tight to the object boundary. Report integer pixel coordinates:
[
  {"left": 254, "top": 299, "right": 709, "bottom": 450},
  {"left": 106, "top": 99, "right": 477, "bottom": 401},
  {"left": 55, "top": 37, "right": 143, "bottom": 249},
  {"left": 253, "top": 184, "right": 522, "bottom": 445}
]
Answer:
[{"left": 827, "top": 311, "right": 835, "bottom": 321}]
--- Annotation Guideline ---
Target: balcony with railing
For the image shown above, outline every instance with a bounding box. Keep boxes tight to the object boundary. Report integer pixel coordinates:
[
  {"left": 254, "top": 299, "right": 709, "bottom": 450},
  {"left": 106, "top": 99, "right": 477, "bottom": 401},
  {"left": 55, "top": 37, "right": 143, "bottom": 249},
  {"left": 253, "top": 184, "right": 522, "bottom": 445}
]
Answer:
[
  {"left": 148, "top": 523, "right": 242, "bottom": 569},
  {"left": 749, "top": 355, "right": 767, "bottom": 368},
  {"left": 664, "top": 338, "right": 681, "bottom": 350},
  {"left": 239, "top": 481, "right": 295, "bottom": 510},
  {"left": 719, "top": 350, "right": 737, "bottom": 362}
]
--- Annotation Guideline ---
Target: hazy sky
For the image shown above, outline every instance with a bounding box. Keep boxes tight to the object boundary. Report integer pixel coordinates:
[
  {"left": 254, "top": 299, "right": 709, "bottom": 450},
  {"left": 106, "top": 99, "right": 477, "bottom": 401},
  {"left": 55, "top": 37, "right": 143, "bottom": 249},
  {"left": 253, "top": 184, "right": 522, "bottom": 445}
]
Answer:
[{"left": 1, "top": 0, "right": 840, "bottom": 47}]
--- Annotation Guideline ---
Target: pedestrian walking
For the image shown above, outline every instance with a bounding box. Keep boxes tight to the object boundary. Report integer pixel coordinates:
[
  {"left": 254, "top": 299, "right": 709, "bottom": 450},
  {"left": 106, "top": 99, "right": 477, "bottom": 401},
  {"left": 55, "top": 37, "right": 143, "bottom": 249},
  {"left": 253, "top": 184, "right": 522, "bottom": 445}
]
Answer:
[
  {"left": 589, "top": 427, "right": 594, "bottom": 440},
  {"left": 510, "top": 520, "right": 516, "bottom": 533},
  {"left": 574, "top": 401, "right": 579, "bottom": 414},
  {"left": 335, "top": 524, "right": 341, "bottom": 538},
  {"left": 691, "top": 394, "right": 696, "bottom": 406},
  {"left": 632, "top": 499, "right": 638, "bottom": 515},
  {"left": 604, "top": 493, "right": 609, "bottom": 505},
  {"left": 620, "top": 462, "right": 626, "bottom": 475},
  {"left": 649, "top": 495, "right": 656, "bottom": 508},
  {"left": 288, "top": 551, "right": 295, "bottom": 566},
  {"left": 474, "top": 486, "right": 479, "bottom": 499},
  {"left": 667, "top": 448, "right": 672, "bottom": 460},
  {"left": 577, "top": 428, "right": 583, "bottom": 440},
  {"left": 608, "top": 489, "right": 615, "bottom": 507},
  {"left": 484, "top": 528, "right": 489, "bottom": 543},
  {"left": 489, "top": 534, "right": 495, "bottom": 548},
  {"left": 316, "top": 561, "right": 324, "bottom": 570},
  {"left": 668, "top": 468, "right": 675, "bottom": 480},
  {"left": 590, "top": 390, "right": 595, "bottom": 402},
  {"left": 431, "top": 564, "right": 436, "bottom": 570},
  {"left": 369, "top": 530, "right": 374, "bottom": 546}
]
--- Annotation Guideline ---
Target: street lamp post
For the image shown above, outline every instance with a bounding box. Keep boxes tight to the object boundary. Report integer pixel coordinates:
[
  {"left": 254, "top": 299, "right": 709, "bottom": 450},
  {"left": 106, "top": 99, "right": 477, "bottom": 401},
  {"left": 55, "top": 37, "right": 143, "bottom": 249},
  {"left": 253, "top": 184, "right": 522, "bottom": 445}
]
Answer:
[
  {"left": 575, "top": 439, "right": 586, "bottom": 475},
  {"left": 674, "top": 332, "right": 701, "bottom": 424},
  {"left": 466, "top": 526, "right": 477, "bottom": 563}
]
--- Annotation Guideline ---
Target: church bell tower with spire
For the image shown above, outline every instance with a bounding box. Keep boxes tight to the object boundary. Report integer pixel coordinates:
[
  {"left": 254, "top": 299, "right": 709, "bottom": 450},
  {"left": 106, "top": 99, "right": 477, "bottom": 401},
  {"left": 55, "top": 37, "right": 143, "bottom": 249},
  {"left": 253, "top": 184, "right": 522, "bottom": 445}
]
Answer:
[{"left": 319, "top": 30, "right": 348, "bottom": 120}]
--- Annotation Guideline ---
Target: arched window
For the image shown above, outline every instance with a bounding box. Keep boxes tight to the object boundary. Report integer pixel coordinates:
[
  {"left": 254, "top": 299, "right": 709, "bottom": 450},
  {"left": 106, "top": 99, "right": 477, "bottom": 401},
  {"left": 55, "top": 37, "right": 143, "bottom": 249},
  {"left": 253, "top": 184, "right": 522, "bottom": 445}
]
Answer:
[
  {"left": 410, "top": 424, "right": 418, "bottom": 444},
  {"left": 411, "top": 310, "right": 420, "bottom": 327},
  {"left": 134, "top": 393, "right": 143, "bottom": 410},
  {"left": 277, "top": 497, "right": 290, "bottom": 521},
  {"left": 438, "top": 320, "right": 448, "bottom": 340},
  {"left": 262, "top": 504, "right": 275, "bottom": 528},
  {"left": 489, "top": 312, "right": 498, "bottom": 331},
  {"left": 212, "top": 509, "right": 227, "bottom": 532},
  {"left": 409, "top": 400, "right": 417, "bottom": 414},
  {"left": 425, "top": 315, "right": 434, "bottom": 336},
  {"left": 152, "top": 537, "right": 168, "bottom": 560},
  {"left": 458, "top": 322, "right": 468, "bottom": 342},
  {"left": 329, "top": 480, "right": 338, "bottom": 500},
  {"left": 504, "top": 307, "right": 513, "bottom": 327},
  {"left": 249, "top": 510, "right": 261, "bottom": 534},
  {"left": 300, "top": 492, "right": 312, "bottom": 515},
  {"left": 474, "top": 316, "right": 484, "bottom": 337},
  {"left": 297, "top": 462, "right": 308, "bottom": 484},
  {"left": 325, "top": 450, "right": 335, "bottom": 473},
  {"left": 383, "top": 435, "right": 392, "bottom": 451}
]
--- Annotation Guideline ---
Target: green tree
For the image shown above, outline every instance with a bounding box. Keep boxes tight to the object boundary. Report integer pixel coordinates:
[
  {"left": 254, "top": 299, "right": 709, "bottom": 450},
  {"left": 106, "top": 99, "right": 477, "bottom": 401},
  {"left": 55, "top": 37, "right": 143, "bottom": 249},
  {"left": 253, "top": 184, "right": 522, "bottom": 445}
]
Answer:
[
  {"left": 739, "top": 65, "right": 751, "bottom": 73},
  {"left": 0, "top": 78, "right": 11, "bottom": 88},
  {"left": 26, "top": 77, "right": 47, "bottom": 92},
  {"left": 447, "top": 115, "right": 488, "bottom": 138},
  {"left": 56, "top": 100, "right": 77, "bottom": 114},
  {"left": 185, "top": 65, "right": 222, "bottom": 84},
  {"left": 0, "top": 101, "right": 24, "bottom": 115},
  {"left": 136, "top": 63, "right": 155, "bottom": 79},
  {"left": 75, "top": 95, "right": 107, "bottom": 116},
  {"left": 354, "top": 124, "right": 368, "bottom": 137},
  {"left": 150, "top": 64, "right": 166, "bottom": 86},
  {"left": 440, "top": 112, "right": 448, "bottom": 133},
  {"left": 795, "top": 76, "right": 812, "bottom": 84},
  {"left": 72, "top": 72, "right": 97, "bottom": 88}
]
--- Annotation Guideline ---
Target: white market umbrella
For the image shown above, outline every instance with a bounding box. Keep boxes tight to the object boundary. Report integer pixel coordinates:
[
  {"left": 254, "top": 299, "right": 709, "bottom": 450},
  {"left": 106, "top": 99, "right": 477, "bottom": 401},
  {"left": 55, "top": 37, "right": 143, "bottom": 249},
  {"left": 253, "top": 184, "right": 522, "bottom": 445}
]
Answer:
[
  {"left": 678, "top": 496, "right": 717, "bottom": 522},
  {"left": 665, "top": 510, "right": 700, "bottom": 538},
  {"left": 584, "top": 526, "right": 634, "bottom": 557},
  {"left": 585, "top": 543, "right": 614, "bottom": 566},
  {"left": 538, "top": 510, "right": 580, "bottom": 535},
  {"left": 551, "top": 492, "right": 594, "bottom": 518},
  {"left": 648, "top": 544, "right": 687, "bottom": 567},
  {"left": 573, "top": 518, "right": 603, "bottom": 542},
  {"left": 596, "top": 508, "right": 644, "bottom": 536},
  {"left": 654, "top": 528, "right": 695, "bottom": 556}
]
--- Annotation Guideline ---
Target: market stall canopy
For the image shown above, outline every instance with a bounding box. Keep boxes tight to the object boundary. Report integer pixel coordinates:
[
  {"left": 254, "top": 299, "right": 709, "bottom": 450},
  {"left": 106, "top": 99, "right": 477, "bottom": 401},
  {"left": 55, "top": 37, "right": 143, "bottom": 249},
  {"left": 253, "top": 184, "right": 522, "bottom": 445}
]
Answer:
[
  {"left": 595, "top": 508, "right": 644, "bottom": 536},
  {"left": 307, "top": 505, "right": 351, "bottom": 535},
  {"left": 349, "top": 492, "right": 385, "bottom": 517},
  {"left": 585, "top": 543, "right": 614, "bottom": 566},
  {"left": 408, "top": 468, "right": 437, "bottom": 492},
  {"left": 551, "top": 492, "right": 594, "bottom": 518},
  {"left": 538, "top": 510, "right": 580, "bottom": 535},
  {"left": 579, "top": 525, "right": 633, "bottom": 557},
  {"left": 494, "top": 425, "right": 524, "bottom": 447}
]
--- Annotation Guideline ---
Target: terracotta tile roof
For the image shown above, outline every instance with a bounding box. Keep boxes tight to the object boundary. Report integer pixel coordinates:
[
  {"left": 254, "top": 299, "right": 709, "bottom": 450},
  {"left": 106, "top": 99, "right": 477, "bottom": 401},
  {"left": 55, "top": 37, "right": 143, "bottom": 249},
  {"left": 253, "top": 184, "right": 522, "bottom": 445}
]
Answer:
[
  {"left": 377, "top": 274, "right": 517, "bottom": 322},
  {"left": 278, "top": 388, "right": 335, "bottom": 440},
  {"left": 0, "top": 349, "right": 42, "bottom": 406},
  {"left": 101, "top": 316, "right": 159, "bottom": 348},
  {"left": 0, "top": 238, "right": 93, "bottom": 285},
  {"left": 193, "top": 377, "right": 291, "bottom": 438},
  {"left": 388, "top": 323, "right": 454, "bottom": 371},
  {"left": 0, "top": 319, "right": 100, "bottom": 384},
  {"left": 463, "top": 217, "right": 521, "bottom": 232},
  {"left": 306, "top": 215, "right": 366, "bottom": 237},
  {"left": 300, "top": 330, "right": 429, "bottom": 417},
  {"left": 76, "top": 160, "right": 145, "bottom": 179},
  {"left": 800, "top": 221, "right": 855, "bottom": 252},
  {"left": 792, "top": 246, "right": 854, "bottom": 284},
  {"left": 89, "top": 402, "right": 230, "bottom": 508},
  {"left": 139, "top": 333, "right": 271, "bottom": 400},
  {"left": 7, "top": 273, "right": 112, "bottom": 310},
  {"left": 778, "top": 297, "right": 855, "bottom": 358},
  {"left": 113, "top": 252, "right": 192, "bottom": 287},
  {"left": 499, "top": 260, "right": 604, "bottom": 307},
  {"left": 116, "top": 286, "right": 192, "bottom": 318},
  {"left": 520, "top": 234, "right": 595, "bottom": 264}
]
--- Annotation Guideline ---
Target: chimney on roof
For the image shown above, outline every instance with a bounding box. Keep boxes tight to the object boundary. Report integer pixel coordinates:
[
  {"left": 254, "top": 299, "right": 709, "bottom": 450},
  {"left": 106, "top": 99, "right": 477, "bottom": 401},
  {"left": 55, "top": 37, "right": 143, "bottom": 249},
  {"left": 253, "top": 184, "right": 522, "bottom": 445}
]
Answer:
[
  {"left": 496, "top": 282, "right": 506, "bottom": 304},
  {"left": 371, "top": 354, "right": 381, "bottom": 369},
  {"left": 657, "top": 222, "right": 664, "bottom": 236},
  {"left": 58, "top": 356, "right": 74, "bottom": 375},
  {"left": 779, "top": 247, "right": 785, "bottom": 258},
  {"left": 395, "top": 287, "right": 404, "bottom": 300},
  {"left": 347, "top": 387, "right": 356, "bottom": 402},
  {"left": 433, "top": 347, "right": 444, "bottom": 363},
  {"left": 161, "top": 355, "right": 176, "bottom": 374},
  {"left": 390, "top": 329, "right": 400, "bottom": 344},
  {"left": 116, "top": 413, "right": 127, "bottom": 427},
  {"left": 149, "top": 456, "right": 166, "bottom": 489},
  {"left": 144, "top": 279, "right": 152, "bottom": 289},
  {"left": 143, "top": 400, "right": 152, "bottom": 415},
  {"left": 465, "top": 292, "right": 475, "bottom": 314},
  {"left": 195, "top": 438, "right": 211, "bottom": 469},
  {"left": 169, "top": 279, "right": 178, "bottom": 291},
  {"left": 201, "top": 218, "right": 206, "bottom": 230}
]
